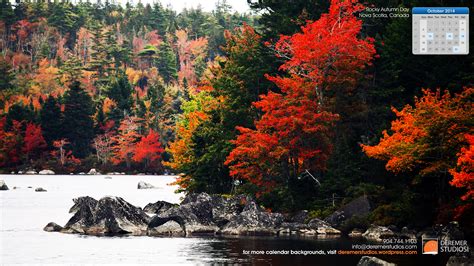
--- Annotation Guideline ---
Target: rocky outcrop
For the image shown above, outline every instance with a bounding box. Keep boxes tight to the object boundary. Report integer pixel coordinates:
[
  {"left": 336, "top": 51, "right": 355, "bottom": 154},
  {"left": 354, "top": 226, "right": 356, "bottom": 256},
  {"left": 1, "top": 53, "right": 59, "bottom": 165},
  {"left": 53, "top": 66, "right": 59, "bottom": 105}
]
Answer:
[
  {"left": 325, "top": 196, "right": 371, "bottom": 227},
  {"left": 362, "top": 225, "right": 395, "bottom": 241},
  {"left": 43, "top": 222, "right": 63, "bottom": 232},
  {"left": 357, "top": 256, "right": 396, "bottom": 266},
  {"left": 61, "top": 196, "right": 150, "bottom": 235},
  {"left": 0, "top": 180, "right": 9, "bottom": 190},
  {"left": 35, "top": 187, "right": 47, "bottom": 192},
  {"left": 220, "top": 201, "right": 284, "bottom": 236},
  {"left": 39, "top": 169, "right": 55, "bottom": 175},
  {"left": 137, "top": 181, "right": 155, "bottom": 189},
  {"left": 143, "top": 200, "right": 176, "bottom": 214}
]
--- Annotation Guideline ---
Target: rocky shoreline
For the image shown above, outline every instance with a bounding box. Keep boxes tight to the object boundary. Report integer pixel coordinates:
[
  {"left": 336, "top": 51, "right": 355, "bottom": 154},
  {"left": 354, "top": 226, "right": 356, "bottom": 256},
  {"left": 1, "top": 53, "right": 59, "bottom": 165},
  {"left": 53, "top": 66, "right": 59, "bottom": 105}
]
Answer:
[{"left": 43, "top": 192, "right": 467, "bottom": 243}]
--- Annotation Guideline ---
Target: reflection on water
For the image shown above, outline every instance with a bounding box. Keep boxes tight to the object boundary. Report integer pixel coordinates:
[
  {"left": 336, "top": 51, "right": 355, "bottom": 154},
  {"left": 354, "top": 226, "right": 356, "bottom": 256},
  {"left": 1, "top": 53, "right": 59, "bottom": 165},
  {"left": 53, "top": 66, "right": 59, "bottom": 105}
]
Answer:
[{"left": 0, "top": 175, "right": 448, "bottom": 265}]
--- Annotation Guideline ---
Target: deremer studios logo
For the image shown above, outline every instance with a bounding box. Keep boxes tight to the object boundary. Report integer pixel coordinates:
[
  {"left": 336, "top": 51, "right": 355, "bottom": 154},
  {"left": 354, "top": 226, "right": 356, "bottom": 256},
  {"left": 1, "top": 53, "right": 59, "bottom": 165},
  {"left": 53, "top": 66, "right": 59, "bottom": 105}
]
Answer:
[
  {"left": 422, "top": 237, "right": 470, "bottom": 255},
  {"left": 422, "top": 237, "right": 438, "bottom": 255}
]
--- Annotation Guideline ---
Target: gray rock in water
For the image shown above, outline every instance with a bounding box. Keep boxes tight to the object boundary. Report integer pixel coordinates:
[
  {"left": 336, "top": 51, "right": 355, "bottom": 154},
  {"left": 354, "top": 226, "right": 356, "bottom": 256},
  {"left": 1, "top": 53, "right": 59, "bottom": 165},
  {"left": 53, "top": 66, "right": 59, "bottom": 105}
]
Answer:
[
  {"left": 325, "top": 195, "right": 371, "bottom": 227},
  {"left": 362, "top": 225, "right": 395, "bottom": 241},
  {"left": 137, "top": 181, "right": 155, "bottom": 189},
  {"left": 307, "top": 218, "right": 341, "bottom": 234},
  {"left": 35, "top": 187, "right": 47, "bottom": 192},
  {"left": 357, "top": 256, "right": 396, "bottom": 266},
  {"left": 220, "top": 200, "right": 284, "bottom": 236},
  {"left": 39, "top": 169, "right": 55, "bottom": 175},
  {"left": 61, "top": 196, "right": 150, "bottom": 235},
  {"left": 147, "top": 220, "right": 185, "bottom": 237},
  {"left": 348, "top": 228, "right": 364, "bottom": 238},
  {"left": 151, "top": 193, "right": 219, "bottom": 235},
  {"left": 104, "top": 176, "right": 112, "bottom": 179},
  {"left": 143, "top": 200, "right": 177, "bottom": 214},
  {"left": 43, "top": 222, "right": 63, "bottom": 232},
  {"left": 0, "top": 180, "right": 9, "bottom": 190}
]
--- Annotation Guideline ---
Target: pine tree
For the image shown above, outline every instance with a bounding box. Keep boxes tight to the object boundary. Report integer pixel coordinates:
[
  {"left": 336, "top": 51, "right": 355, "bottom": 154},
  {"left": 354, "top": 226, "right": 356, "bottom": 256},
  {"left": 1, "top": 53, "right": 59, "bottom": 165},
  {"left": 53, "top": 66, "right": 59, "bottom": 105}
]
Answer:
[
  {"left": 62, "top": 81, "right": 95, "bottom": 158},
  {"left": 40, "top": 95, "right": 63, "bottom": 146},
  {"left": 156, "top": 39, "right": 178, "bottom": 84}
]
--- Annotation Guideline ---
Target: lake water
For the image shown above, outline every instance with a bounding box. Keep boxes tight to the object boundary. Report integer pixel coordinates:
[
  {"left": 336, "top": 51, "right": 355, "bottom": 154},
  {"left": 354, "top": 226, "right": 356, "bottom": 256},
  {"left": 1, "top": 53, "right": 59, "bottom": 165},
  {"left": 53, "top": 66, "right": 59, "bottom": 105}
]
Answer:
[{"left": 0, "top": 175, "right": 449, "bottom": 265}]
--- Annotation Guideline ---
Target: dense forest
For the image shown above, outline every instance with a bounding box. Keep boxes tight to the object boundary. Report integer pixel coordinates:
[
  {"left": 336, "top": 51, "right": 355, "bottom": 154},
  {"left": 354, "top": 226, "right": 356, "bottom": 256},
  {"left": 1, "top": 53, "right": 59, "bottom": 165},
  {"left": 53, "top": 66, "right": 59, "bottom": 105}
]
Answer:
[{"left": 0, "top": 0, "right": 472, "bottom": 235}]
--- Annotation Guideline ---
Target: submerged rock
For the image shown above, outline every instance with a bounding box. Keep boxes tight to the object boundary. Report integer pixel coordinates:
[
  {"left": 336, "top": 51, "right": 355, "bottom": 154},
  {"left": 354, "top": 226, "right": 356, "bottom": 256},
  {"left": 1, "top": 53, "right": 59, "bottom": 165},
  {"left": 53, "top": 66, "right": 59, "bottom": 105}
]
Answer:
[
  {"left": 61, "top": 196, "right": 150, "bottom": 235},
  {"left": 357, "top": 256, "right": 395, "bottom": 266},
  {"left": 35, "top": 187, "right": 47, "bottom": 192},
  {"left": 104, "top": 176, "right": 113, "bottom": 179},
  {"left": 0, "top": 180, "right": 9, "bottom": 190},
  {"left": 39, "top": 169, "right": 55, "bottom": 175},
  {"left": 138, "top": 181, "right": 155, "bottom": 189},
  {"left": 362, "top": 225, "right": 395, "bottom": 241},
  {"left": 43, "top": 222, "right": 63, "bottom": 232}
]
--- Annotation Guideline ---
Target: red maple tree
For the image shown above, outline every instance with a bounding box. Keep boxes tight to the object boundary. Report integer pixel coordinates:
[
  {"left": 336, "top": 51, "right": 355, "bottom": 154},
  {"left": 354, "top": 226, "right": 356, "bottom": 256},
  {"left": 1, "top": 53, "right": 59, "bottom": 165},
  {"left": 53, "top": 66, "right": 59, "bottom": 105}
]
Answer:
[
  {"left": 22, "top": 122, "right": 47, "bottom": 160},
  {"left": 132, "top": 129, "right": 164, "bottom": 169},
  {"left": 225, "top": 0, "right": 375, "bottom": 195}
]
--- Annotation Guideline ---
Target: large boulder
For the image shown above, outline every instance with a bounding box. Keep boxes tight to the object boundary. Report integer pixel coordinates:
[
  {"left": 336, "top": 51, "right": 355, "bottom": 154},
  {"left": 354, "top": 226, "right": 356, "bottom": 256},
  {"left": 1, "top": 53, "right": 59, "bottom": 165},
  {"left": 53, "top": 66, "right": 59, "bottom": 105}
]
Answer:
[
  {"left": 0, "top": 180, "right": 9, "bottom": 190},
  {"left": 150, "top": 193, "right": 219, "bottom": 235},
  {"left": 147, "top": 221, "right": 185, "bottom": 237},
  {"left": 325, "top": 196, "right": 371, "bottom": 227},
  {"left": 138, "top": 181, "right": 155, "bottom": 189},
  {"left": 43, "top": 222, "right": 63, "bottom": 232},
  {"left": 357, "top": 256, "right": 396, "bottom": 266},
  {"left": 362, "top": 225, "right": 395, "bottom": 241},
  {"left": 220, "top": 201, "right": 284, "bottom": 236},
  {"left": 61, "top": 196, "right": 150, "bottom": 235},
  {"left": 143, "top": 201, "right": 177, "bottom": 214},
  {"left": 39, "top": 169, "right": 55, "bottom": 175}
]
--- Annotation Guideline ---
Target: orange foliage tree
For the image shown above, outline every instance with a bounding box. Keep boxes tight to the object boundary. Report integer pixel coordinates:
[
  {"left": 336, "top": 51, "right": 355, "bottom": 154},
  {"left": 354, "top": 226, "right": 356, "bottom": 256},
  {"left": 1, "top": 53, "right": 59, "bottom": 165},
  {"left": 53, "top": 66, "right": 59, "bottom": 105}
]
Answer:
[
  {"left": 225, "top": 0, "right": 375, "bottom": 195},
  {"left": 132, "top": 129, "right": 164, "bottom": 169},
  {"left": 111, "top": 116, "right": 142, "bottom": 169},
  {"left": 449, "top": 134, "right": 474, "bottom": 202}
]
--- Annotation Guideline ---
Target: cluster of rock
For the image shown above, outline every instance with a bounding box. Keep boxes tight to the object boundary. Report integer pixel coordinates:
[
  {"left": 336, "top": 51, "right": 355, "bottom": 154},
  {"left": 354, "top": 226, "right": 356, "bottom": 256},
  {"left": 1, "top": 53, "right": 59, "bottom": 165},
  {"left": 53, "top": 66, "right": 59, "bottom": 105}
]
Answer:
[{"left": 44, "top": 192, "right": 342, "bottom": 237}]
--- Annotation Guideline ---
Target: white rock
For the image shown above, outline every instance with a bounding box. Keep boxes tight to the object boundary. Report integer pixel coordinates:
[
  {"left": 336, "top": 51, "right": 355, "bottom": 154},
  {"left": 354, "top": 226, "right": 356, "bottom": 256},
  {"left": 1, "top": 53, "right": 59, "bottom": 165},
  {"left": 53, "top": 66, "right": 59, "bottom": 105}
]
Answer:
[
  {"left": 87, "top": 168, "right": 100, "bottom": 175},
  {"left": 25, "top": 170, "right": 37, "bottom": 175},
  {"left": 39, "top": 169, "right": 55, "bottom": 175}
]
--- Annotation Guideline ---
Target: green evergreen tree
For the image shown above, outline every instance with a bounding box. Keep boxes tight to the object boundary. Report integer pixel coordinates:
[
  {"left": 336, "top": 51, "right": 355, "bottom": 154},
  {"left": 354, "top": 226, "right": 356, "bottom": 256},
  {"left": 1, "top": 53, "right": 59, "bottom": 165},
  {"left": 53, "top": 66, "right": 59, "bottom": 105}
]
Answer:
[
  {"left": 156, "top": 39, "right": 178, "bottom": 84},
  {"left": 40, "top": 95, "right": 63, "bottom": 146},
  {"left": 62, "top": 81, "right": 95, "bottom": 158}
]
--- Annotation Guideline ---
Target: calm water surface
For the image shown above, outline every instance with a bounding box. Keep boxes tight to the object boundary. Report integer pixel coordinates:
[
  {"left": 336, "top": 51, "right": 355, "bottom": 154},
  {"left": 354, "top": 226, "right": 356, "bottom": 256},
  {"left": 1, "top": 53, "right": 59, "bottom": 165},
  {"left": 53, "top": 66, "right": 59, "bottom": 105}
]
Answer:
[{"left": 0, "top": 175, "right": 449, "bottom": 265}]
